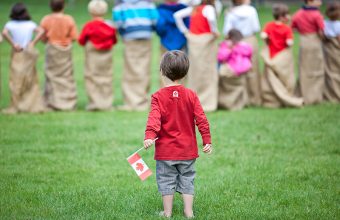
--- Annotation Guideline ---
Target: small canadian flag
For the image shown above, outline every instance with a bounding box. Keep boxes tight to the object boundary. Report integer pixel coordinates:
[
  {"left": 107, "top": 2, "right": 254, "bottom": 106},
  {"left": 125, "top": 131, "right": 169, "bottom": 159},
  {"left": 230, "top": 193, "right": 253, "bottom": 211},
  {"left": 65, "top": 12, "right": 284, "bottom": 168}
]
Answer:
[{"left": 127, "top": 152, "right": 152, "bottom": 181}]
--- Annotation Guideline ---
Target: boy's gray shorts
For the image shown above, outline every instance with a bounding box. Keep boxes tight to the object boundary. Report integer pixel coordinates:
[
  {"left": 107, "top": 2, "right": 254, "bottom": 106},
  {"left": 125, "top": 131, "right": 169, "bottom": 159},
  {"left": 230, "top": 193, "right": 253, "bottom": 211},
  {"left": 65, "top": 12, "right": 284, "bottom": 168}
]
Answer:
[{"left": 156, "top": 160, "right": 196, "bottom": 196}]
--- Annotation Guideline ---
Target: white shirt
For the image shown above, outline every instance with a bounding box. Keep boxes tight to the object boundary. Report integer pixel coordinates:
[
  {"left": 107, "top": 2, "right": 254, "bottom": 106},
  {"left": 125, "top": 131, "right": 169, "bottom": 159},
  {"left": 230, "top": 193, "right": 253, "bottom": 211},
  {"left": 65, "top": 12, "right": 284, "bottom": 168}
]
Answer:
[
  {"left": 324, "top": 20, "right": 340, "bottom": 38},
  {"left": 223, "top": 4, "right": 260, "bottom": 37},
  {"left": 4, "top": 20, "right": 37, "bottom": 48},
  {"left": 174, "top": 5, "right": 218, "bottom": 34}
]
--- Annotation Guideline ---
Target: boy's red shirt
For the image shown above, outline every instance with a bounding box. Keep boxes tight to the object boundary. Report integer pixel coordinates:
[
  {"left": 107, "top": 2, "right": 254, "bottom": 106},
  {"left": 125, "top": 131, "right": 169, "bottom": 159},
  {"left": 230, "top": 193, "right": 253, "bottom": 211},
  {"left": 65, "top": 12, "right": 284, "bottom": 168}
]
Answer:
[
  {"left": 263, "top": 22, "right": 293, "bottom": 58},
  {"left": 78, "top": 20, "right": 117, "bottom": 50},
  {"left": 145, "top": 85, "right": 211, "bottom": 160}
]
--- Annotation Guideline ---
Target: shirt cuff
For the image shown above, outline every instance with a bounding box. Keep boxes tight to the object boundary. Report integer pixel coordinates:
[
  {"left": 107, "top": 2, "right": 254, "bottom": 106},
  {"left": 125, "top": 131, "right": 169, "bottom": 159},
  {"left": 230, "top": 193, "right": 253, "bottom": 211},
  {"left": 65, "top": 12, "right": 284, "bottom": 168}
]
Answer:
[
  {"left": 145, "top": 131, "right": 157, "bottom": 140},
  {"left": 202, "top": 135, "right": 211, "bottom": 145}
]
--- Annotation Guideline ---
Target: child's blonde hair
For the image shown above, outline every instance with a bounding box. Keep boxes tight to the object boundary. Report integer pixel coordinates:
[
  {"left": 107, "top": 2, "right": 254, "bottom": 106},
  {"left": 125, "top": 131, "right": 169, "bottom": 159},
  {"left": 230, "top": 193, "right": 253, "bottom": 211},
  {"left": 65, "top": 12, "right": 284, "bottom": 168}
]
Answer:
[{"left": 88, "top": 0, "right": 108, "bottom": 16}]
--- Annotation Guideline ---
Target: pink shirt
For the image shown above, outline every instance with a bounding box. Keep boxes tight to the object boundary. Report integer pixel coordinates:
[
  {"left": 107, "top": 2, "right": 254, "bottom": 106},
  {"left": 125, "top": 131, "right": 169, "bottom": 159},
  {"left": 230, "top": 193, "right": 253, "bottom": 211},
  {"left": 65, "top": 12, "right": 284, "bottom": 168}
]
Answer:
[
  {"left": 291, "top": 7, "right": 324, "bottom": 35},
  {"left": 217, "top": 40, "right": 252, "bottom": 75}
]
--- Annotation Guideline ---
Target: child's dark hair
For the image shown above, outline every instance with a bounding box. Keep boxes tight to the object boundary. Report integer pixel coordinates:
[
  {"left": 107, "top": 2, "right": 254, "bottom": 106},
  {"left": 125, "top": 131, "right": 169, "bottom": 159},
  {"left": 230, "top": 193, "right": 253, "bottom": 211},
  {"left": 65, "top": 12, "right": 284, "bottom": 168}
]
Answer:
[
  {"left": 272, "top": 3, "right": 289, "bottom": 20},
  {"left": 326, "top": 1, "right": 340, "bottom": 21},
  {"left": 202, "top": 0, "right": 215, "bottom": 6},
  {"left": 160, "top": 50, "right": 189, "bottom": 81},
  {"left": 50, "top": 0, "right": 65, "bottom": 12},
  {"left": 10, "top": 3, "right": 31, "bottom": 21},
  {"left": 232, "top": 0, "right": 244, "bottom": 6},
  {"left": 227, "top": 29, "right": 243, "bottom": 44}
]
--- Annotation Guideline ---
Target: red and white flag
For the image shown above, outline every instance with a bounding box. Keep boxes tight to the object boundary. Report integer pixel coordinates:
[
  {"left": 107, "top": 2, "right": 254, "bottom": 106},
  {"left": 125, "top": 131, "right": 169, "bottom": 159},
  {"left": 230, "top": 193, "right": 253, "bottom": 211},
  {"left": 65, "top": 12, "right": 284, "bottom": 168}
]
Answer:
[{"left": 127, "top": 152, "right": 152, "bottom": 181}]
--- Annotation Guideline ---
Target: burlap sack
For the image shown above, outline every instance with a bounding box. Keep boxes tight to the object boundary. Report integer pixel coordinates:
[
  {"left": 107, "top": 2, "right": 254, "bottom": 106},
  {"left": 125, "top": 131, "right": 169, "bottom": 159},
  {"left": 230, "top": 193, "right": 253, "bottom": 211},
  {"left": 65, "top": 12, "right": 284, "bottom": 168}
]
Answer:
[
  {"left": 6, "top": 47, "right": 44, "bottom": 113},
  {"left": 122, "top": 39, "right": 151, "bottom": 111},
  {"left": 84, "top": 43, "right": 113, "bottom": 110},
  {"left": 218, "top": 64, "right": 248, "bottom": 111},
  {"left": 261, "top": 47, "right": 303, "bottom": 108},
  {"left": 297, "top": 34, "right": 324, "bottom": 105},
  {"left": 323, "top": 37, "right": 340, "bottom": 103},
  {"left": 186, "top": 33, "right": 218, "bottom": 112},
  {"left": 243, "top": 35, "right": 261, "bottom": 106},
  {"left": 44, "top": 44, "right": 77, "bottom": 110}
]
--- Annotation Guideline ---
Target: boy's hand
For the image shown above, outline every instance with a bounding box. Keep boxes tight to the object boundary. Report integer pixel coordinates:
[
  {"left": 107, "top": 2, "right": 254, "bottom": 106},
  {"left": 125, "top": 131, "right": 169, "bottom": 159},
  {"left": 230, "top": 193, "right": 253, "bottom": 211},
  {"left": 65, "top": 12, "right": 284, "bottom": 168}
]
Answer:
[
  {"left": 203, "top": 144, "right": 213, "bottom": 154},
  {"left": 144, "top": 139, "right": 154, "bottom": 149}
]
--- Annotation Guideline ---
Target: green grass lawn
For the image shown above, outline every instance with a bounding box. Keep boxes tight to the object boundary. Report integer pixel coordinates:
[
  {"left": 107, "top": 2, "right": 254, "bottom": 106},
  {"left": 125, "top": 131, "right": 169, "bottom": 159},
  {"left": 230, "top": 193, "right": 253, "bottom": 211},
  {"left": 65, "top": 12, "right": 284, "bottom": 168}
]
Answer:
[{"left": 0, "top": 1, "right": 339, "bottom": 219}]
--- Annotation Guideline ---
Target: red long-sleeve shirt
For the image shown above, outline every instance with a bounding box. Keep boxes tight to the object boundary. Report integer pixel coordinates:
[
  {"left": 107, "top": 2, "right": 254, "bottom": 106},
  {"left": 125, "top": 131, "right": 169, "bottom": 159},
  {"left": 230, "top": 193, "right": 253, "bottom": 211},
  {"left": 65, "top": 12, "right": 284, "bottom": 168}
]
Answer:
[
  {"left": 78, "top": 19, "right": 117, "bottom": 50},
  {"left": 145, "top": 85, "right": 211, "bottom": 160}
]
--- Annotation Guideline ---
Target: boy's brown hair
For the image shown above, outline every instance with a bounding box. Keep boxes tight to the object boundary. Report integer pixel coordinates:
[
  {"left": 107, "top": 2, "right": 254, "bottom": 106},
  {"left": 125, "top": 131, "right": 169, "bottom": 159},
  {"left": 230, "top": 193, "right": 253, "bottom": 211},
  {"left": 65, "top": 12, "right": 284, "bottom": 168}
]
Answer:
[
  {"left": 50, "top": 0, "right": 64, "bottom": 12},
  {"left": 272, "top": 3, "right": 289, "bottom": 20},
  {"left": 227, "top": 29, "right": 243, "bottom": 44},
  {"left": 232, "top": 0, "right": 244, "bottom": 6},
  {"left": 326, "top": 1, "right": 340, "bottom": 21},
  {"left": 160, "top": 50, "right": 189, "bottom": 81}
]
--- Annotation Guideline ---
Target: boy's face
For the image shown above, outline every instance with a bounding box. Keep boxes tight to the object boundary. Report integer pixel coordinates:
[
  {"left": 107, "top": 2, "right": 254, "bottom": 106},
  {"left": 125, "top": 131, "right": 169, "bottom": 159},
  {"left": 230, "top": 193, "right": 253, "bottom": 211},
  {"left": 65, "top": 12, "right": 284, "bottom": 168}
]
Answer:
[{"left": 307, "top": 0, "right": 322, "bottom": 8}]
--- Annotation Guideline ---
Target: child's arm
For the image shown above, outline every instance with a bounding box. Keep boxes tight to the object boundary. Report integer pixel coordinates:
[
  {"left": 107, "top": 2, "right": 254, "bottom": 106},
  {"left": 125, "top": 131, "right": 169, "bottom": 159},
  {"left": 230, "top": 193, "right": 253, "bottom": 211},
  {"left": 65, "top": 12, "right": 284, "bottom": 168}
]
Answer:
[
  {"left": 1, "top": 28, "right": 21, "bottom": 52},
  {"left": 29, "top": 26, "right": 44, "bottom": 48},
  {"left": 193, "top": 94, "right": 212, "bottom": 153},
  {"left": 286, "top": 27, "right": 294, "bottom": 47},
  {"left": 174, "top": 7, "right": 192, "bottom": 34},
  {"left": 260, "top": 32, "right": 269, "bottom": 45},
  {"left": 203, "top": 5, "right": 219, "bottom": 36},
  {"left": 69, "top": 17, "right": 78, "bottom": 42},
  {"left": 217, "top": 41, "right": 231, "bottom": 63},
  {"left": 144, "top": 95, "right": 161, "bottom": 149},
  {"left": 78, "top": 25, "right": 88, "bottom": 46}
]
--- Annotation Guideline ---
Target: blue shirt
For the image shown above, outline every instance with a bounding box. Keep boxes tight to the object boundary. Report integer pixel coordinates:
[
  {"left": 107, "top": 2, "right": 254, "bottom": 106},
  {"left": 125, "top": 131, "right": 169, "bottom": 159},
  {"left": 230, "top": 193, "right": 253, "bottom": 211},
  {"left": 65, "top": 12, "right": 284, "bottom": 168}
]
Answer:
[{"left": 155, "top": 3, "right": 189, "bottom": 50}]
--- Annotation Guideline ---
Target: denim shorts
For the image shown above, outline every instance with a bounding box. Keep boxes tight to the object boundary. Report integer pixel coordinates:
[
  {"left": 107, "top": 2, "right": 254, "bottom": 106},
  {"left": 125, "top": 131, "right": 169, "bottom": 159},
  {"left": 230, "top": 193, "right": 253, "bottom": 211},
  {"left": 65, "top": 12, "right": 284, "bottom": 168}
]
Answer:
[{"left": 156, "top": 160, "right": 196, "bottom": 196}]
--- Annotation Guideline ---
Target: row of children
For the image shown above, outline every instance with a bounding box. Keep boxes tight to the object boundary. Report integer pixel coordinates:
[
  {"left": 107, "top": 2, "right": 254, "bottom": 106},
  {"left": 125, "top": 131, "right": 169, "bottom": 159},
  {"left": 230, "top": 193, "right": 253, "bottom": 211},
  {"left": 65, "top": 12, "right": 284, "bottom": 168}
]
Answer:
[
  {"left": 1, "top": 0, "right": 340, "bottom": 114},
  {"left": 174, "top": 0, "right": 340, "bottom": 112},
  {"left": 1, "top": 0, "right": 117, "bottom": 114}
]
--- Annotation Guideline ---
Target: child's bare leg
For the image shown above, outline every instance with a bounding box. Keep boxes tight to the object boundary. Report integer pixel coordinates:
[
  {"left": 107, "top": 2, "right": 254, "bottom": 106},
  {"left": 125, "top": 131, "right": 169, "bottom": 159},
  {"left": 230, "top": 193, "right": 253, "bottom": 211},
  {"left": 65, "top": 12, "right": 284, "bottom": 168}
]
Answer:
[
  {"left": 162, "top": 194, "right": 174, "bottom": 217},
  {"left": 182, "top": 194, "right": 194, "bottom": 218}
]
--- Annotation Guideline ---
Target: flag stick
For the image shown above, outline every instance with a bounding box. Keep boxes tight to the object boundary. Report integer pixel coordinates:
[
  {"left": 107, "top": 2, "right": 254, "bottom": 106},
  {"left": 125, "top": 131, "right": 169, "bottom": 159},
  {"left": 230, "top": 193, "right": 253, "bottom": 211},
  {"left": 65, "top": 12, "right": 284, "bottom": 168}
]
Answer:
[{"left": 127, "top": 138, "right": 158, "bottom": 159}]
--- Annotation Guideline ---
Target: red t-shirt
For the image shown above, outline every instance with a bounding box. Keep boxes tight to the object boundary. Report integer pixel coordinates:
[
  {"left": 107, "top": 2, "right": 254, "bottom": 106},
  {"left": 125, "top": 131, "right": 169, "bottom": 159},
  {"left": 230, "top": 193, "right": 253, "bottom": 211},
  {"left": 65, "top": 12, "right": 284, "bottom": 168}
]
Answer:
[
  {"left": 291, "top": 8, "right": 324, "bottom": 35},
  {"left": 144, "top": 85, "right": 211, "bottom": 160},
  {"left": 263, "top": 22, "right": 293, "bottom": 58},
  {"left": 190, "top": 5, "right": 211, "bottom": 34},
  {"left": 78, "top": 19, "right": 117, "bottom": 50}
]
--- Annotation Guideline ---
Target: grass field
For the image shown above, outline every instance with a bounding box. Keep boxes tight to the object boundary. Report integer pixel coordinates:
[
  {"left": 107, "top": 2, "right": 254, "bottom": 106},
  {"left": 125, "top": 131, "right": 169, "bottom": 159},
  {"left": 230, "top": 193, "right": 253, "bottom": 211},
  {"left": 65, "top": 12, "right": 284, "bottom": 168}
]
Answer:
[{"left": 0, "top": 1, "right": 339, "bottom": 219}]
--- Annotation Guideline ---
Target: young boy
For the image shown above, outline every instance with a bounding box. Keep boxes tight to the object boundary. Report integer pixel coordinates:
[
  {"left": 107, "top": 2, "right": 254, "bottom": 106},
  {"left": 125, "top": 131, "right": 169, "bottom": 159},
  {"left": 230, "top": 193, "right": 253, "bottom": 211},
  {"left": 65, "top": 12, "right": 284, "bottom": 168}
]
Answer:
[
  {"left": 144, "top": 50, "right": 212, "bottom": 218},
  {"left": 113, "top": 0, "right": 158, "bottom": 111},
  {"left": 260, "top": 4, "right": 303, "bottom": 108},
  {"left": 323, "top": 1, "right": 340, "bottom": 102},
  {"left": 78, "top": 0, "right": 117, "bottom": 111},
  {"left": 291, "top": 0, "right": 324, "bottom": 105},
  {"left": 223, "top": 0, "right": 261, "bottom": 106},
  {"left": 40, "top": 0, "right": 78, "bottom": 111}
]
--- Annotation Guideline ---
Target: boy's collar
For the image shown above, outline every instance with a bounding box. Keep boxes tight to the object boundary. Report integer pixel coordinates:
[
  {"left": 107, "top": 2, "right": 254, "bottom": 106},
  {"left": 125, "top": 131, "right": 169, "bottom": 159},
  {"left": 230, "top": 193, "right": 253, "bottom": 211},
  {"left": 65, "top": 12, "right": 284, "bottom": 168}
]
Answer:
[{"left": 302, "top": 5, "right": 319, "bottom": 10}]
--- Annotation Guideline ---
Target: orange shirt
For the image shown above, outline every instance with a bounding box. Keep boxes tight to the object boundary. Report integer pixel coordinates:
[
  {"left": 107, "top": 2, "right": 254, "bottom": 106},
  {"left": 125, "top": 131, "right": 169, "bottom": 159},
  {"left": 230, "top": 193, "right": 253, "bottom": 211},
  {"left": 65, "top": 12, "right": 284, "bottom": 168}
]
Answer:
[{"left": 40, "top": 13, "right": 78, "bottom": 46}]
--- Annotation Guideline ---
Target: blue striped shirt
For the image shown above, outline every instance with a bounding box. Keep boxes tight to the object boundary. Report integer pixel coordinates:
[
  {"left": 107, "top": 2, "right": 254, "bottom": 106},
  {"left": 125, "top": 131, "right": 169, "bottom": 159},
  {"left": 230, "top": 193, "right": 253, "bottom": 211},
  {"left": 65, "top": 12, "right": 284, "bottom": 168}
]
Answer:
[{"left": 113, "top": 0, "right": 159, "bottom": 40}]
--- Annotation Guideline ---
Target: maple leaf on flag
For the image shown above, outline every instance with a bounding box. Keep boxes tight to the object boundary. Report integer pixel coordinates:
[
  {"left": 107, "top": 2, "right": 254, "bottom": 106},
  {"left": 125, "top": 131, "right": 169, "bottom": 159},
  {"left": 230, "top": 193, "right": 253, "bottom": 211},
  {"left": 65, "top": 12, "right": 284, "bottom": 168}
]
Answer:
[{"left": 136, "top": 163, "right": 144, "bottom": 172}]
